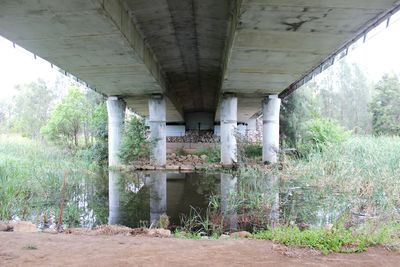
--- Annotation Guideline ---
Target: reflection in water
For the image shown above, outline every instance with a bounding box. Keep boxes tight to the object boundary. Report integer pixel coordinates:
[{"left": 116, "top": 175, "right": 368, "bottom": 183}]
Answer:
[
  {"left": 22, "top": 168, "right": 386, "bottom": 230},
  {"left": 146, "top": 172, "right": 167, "bottom": 227},
  {"left": 107, "top": 171, "right": 218, "bottom": 228},
  {"left": 266, "top": 174, "right": 280, "bottom": 227},
  {"left": 108, "top": 170, "right": 121, "bottom": 224},
  {"left": 101, "top": 170, "right": 375, "bottom": 230},
  {"left": 220, "top": 173, "right": 238, "bottom": 231}
]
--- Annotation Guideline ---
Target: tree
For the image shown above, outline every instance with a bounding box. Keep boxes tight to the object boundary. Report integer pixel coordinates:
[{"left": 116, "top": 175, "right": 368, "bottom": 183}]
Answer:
[
  {"left": 119, "top": 117, "right": 150, "bottom": 164},
  {"left": 89, "top": 102, "right": 108, "bottom": 165},
  {"left": 280, "top": 84, "right": 316, "bottom": 147},
  {"left": 11, "top": 79, "right": 55, "bottom": 138},
  {"left": 41, "top": 87, "right": 88, "bottom": 147},
  {"left": 0, "top": 99, "right": 12, "bottom": 133},
  {"left": 369, "top": 74, "right": 400, "bottom": 136}
]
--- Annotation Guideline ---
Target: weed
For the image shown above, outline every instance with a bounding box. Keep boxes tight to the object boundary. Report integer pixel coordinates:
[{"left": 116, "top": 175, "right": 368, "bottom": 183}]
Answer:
[
  {"left": 0, "top": 134, "right": 103, "bottom": 225},
  {"left": 252, "top": 222, "right": 400, "bottom": 255},
  {"left": 23, "top": 244, "right": 38, "bottom": 250},
  {"left": 195, "top": 146, "right": 220, "bottom": 163},
  {"left": 175, "top": 147, "right": 188, "bottom": 157}
]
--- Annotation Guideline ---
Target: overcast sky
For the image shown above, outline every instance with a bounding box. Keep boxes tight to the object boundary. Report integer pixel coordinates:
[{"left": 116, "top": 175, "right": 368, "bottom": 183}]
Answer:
[{"left": 0, "top": 12, "right": 400, "bottom": 102}]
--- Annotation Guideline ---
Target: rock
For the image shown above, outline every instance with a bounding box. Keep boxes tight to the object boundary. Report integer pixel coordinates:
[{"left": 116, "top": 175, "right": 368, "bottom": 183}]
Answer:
[
  {"left": 170, "top": 153, "right": 177, "bottom": 159},
  {"left": 143, "top": 165, "right": 155, "bottom": 170},
  {"left": 192, "top": 155, "right": 199, "bottom": 160},
  {"left": 155, "top": 166, "right": 165, "bottom": 170},
  {"left": 194, "top": 164, "right": 205, "bottom": 170},
  {"left": 12, "top": 221, "right": 37, "bottom": 233},
  {"left": 219, "top": 234, "right": 230, "bottom": 240},
  {"left": 166, "top": 165, "right": 180, "bottom": 170},
  {"left": 180, "top": 165, "right": 194, "bottom": 171},
  {"left": 213, "top": 164, "right": 222, "bottom": 169},
  {"left": 298, "top": 222, "right": 310, "bottom": 231},
  {"left": 200, "top": 154, "right": 208, "bottom": 161},
  {"left": 0, "top": 222, "right": 13, "bottom": 232},
  {"left": 146, "top": 228, "right": 171, "bottom": 238},
  {"left": 324, "top": 223, "right": 334, "bottom": 232},
  {"left": 230, "top": 231, "right": 251, "bottom": 238},
  {"left": 42, "top": 228, "right": 58, "bottom": 234},
  {"left": 201, "top": 236, "right": 209, "bottom": 240}
]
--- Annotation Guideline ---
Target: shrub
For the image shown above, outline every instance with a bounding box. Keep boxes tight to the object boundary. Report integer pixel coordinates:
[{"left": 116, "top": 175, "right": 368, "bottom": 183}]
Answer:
[
  {"left": 195, "top": 146, "right": 220, "bottom": 163},
  {"left": 119, "top": 117, "right": 150, "bottom": 164},
  {"left": 298, "top": 117, "right": 350, "bottom": 157},
  {"left": 237, "top": 134, "right": 262, "bottom": 163}
]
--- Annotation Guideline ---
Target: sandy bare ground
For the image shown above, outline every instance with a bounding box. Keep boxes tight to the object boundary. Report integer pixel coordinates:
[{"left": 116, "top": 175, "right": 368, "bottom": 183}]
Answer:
[{"left": 0, "top": 232, "right": 399, "bottom": 267}]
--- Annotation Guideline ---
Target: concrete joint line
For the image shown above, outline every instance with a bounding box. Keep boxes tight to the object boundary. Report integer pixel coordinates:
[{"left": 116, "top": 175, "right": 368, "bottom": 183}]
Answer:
[
  {"left": 222, "top": 120, "right": 237, "bottom": 124},
  {"left": 263, "top": 119, "right": 278, "bottom": 124},
  {"left": 149, "top": 120, "right": 166, "bottom": 123}
]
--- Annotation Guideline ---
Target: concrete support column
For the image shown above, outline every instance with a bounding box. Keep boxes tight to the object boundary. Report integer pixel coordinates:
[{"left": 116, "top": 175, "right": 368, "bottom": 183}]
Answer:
[
  {"left": 220, "top": 94, "right": 237, "bottom": 166},
  {"left": 220, "top": 173, "right": 238, "bottom": 231},
  {"left": 106, "top": 97, "right": 125, "bottom": 225},
  {"left": 149, "top": 94, "right": 166, "bottom": 167},
  {"left": 107, "top": 96, "right": 126, "bottom": 167},
  {"left": 147, "top": 171, "right": 167, "bottom": 227},
  {"left": 108, "top": 170, "right": 121, "bottom": 224},
  {"left": 262, "top": 95, "right": 281, "bottom": 164}
]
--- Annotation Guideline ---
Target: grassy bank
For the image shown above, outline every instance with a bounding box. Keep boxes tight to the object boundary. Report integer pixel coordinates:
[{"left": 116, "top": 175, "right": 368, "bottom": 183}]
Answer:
[
  {"left": 176, "top": 136, "right": 400, "bottom": 253},
  {"left": 252, "top": 222, "right": 400, "bottom": 255},
  {"left": 0, "top": 134, "right": 105, "bottom": 225},
  {"left": 281, "top": 136, "right": 400, "bottom": 214}
]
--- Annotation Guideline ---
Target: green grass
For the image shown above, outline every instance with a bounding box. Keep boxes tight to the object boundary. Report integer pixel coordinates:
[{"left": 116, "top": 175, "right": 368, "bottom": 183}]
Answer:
[
  {"left": 281, "top": 136, "right": 400, "bottom": 213},
  {"left": 183, "top": 136, "right": 400, "bottom": 248},
  {"left": 252, "top": 222, "right": 400, "bottom": 255},
  {"left": 22, "top": 244, "right": 38, "bottom": 250},
  {"left": 0, "top": 134, "right": 100, "bottom": 223},
  {"left": 194, "top": 146, "right": 220, "bottom": 163}
]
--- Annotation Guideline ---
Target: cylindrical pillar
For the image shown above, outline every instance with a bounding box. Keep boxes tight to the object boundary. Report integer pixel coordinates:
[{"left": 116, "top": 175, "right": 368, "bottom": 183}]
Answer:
[
  {"left": 108, "top": 170, "right": 121, "bottom": 224},
  {"left": 106, "top": 97, "right": 125, "bottom": 225},
  {"left": 107, "top": 96, "right": 126, "bottom": 167},
  {"left": 262, "top": 95, "right": 281, "bottom": 164},
  {"left": 147, "top": 171, "right": 167, "bottom": 227},
  {"left": 220, "top": 173, "right": 238, "bottom": 231},
  {"left": 149, "top": 94, "right": 166, "bottom": 167},
  {"left": 220, "top": 94, "right": 237, "bottom": 166}
]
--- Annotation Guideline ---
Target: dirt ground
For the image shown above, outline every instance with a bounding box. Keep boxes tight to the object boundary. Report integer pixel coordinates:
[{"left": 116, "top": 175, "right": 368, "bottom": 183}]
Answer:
[{"left": 0, "top": 232, "right": 399, "bottom": 267}]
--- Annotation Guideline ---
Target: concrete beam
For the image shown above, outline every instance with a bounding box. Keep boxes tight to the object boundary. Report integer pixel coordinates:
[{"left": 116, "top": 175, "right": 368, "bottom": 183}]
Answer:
[
  {"left": 262, "top": 95, "right": 281, "bottom": 164},
  {"left": 220, "top": 94, "right": 237, "bottom": 166},
  {"left": 149, "top": 94, "right": 167, "bottom": 167},
  {"left": 101, "top": 0, "right": 167, "bottom": 92}
]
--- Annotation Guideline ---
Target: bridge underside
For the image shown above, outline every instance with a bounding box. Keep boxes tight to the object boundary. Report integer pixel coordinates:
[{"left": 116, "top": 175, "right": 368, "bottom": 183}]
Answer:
[{"left": 1, "top": 0, "right": 399, "bottom": 124}]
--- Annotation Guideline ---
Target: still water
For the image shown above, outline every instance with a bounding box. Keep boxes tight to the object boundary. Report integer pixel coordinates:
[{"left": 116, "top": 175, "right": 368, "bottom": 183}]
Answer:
[{"left": 22, "top": 170, "right": 367, "bottom": 231}]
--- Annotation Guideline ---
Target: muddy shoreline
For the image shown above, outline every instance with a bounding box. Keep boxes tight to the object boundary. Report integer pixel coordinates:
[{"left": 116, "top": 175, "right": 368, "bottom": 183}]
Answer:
[{"left": 1, "top": 232, "right": 399, "bottom": 267}]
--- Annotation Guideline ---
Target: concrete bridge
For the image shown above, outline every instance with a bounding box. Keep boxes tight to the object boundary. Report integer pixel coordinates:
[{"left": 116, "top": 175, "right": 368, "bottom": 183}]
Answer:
[{"left": 1, "top": 0, "right": 399, "bottom": 167}]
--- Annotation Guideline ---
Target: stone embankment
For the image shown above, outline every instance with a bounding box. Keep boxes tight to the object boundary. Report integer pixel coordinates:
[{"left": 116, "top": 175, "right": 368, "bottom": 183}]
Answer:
[
  {"left": 166, "top": 130, "right": 219, "bottom": 143},
  {"left": 131, "top": 153, "right": 223, "bottom": 171}
]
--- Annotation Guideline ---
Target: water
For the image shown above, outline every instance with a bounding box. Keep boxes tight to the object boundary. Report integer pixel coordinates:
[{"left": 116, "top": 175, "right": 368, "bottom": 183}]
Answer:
[
  {"left": 22, "top": 170, "right": 389, "bottom": 231},
  {"left": 108, "top": 171, "right": 220, "bottom": 229}
]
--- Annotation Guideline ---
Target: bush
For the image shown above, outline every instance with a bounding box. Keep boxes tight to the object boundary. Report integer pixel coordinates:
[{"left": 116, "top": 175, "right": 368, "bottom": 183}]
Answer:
[
  {"left": 252, "top": 223, "right": 400, "bottom": 255},
  {"left": 237, "top": 134, "right": 262, "bottom": 163},
  {"left": 195, "top": 146, "right": 220, "bottom": 163},
  {"left": 298, "top": 117, "right": 350, "bottom": 157},
  {"left": 243, "top": 142, "right": 262, "bottom": 159},
  {"left": 119, "top": 117, "right": 150, "bottom": 164}
]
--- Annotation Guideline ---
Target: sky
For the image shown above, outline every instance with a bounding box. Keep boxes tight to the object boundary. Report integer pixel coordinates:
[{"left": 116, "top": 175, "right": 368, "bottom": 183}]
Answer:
[{"left": 0, "top": 11, "right": 400, "bottom": 102}]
